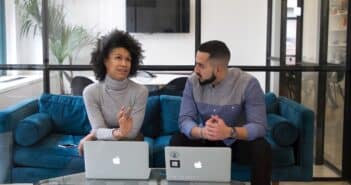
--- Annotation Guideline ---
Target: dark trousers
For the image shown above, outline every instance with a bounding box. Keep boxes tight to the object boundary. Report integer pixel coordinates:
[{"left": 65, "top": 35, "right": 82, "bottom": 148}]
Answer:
[{"left": 170, "top": 133, "right": 272, "bottom": 185}]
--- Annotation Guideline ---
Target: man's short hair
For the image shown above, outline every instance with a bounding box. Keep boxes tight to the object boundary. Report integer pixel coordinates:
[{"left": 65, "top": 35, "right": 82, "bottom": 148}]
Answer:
[{"left": 198, "top": 40, "right": 230, "bottom": 63}]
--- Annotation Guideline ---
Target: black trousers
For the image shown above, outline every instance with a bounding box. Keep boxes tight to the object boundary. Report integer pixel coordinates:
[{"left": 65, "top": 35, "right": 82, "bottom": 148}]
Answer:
[{"left": 170, "top": 133, "right": 272, "bottom": 185}]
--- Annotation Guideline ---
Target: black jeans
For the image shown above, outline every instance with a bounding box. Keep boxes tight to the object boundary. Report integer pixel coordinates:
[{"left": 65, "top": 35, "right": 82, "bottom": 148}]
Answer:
[{"left": 170, "top": 133, "right": 272, "bottom": 185}]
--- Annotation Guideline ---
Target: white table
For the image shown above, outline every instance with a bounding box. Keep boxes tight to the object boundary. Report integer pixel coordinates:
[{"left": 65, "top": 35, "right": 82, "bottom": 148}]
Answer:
[{"left": 130, "top": 74, "right": 188, "bottom": 86}]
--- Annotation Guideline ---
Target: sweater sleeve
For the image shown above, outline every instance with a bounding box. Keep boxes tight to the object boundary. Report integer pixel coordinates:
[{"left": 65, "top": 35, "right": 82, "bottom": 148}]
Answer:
[
  {"left": 83, "top": 84, "right": 117, "bottom": 140},
  {"left": 125, "top": 86, "right": 148, "bottom": 139}
]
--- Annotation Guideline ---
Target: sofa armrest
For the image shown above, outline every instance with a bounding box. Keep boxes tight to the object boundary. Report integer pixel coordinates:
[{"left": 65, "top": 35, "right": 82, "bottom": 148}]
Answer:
[
  {"left": 0, "top": 98, "right": 38, "bottom": 183},
  {"left": 0, "top": 132, "right": 12, "bottom": 183},
  {"left": 0, "top": 99, "right": 39, "bottom": 133},
  {"left": 278, "top": 97, "right": 314, "bottom": 179}
]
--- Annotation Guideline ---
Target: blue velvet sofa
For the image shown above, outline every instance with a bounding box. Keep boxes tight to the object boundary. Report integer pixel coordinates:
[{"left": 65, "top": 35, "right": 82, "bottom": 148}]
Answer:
[{"left": 0, "top": 93, "right": 314, "bottom": 183}]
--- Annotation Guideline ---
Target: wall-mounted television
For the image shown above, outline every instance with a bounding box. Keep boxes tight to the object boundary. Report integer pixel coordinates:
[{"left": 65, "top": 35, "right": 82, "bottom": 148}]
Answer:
[{"left": 126, "top": 0, "right": 190, "bottom": 33}]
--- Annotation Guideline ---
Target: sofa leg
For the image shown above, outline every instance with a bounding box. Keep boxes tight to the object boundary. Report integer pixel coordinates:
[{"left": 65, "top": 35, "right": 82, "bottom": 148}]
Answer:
[{"left": 272, "top": 181, "right": 279, "bottom": 185}]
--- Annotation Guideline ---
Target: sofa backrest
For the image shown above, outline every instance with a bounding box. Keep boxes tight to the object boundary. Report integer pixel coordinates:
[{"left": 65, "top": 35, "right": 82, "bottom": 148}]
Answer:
[
  {"left": 141, "top": 96, "right": 161, "bottom": 137},
  {"left": 264, "top": 92, "right": 279, "bottom": 114},
  {"left": 39, "top": 94, "right": 91, "bottom": 135},
  {"left": 159, "top": 95, "right": 182, "bottom": 135},
  {"left": 146, "top": 93, "right": 282, "bottom": 137},
  {"left": 141, "top": 95, "right": 182, "bottom": 137}
]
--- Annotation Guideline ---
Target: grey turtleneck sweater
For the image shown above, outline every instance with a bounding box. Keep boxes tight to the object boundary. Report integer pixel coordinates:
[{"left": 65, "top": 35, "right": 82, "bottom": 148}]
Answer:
[{"left": 83, "top": 75, "right": 148, "bottom": 140}]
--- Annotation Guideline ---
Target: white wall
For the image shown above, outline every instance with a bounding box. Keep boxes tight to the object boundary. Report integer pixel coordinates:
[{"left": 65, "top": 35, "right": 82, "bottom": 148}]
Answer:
[
  {"left": 63, "top": 0, "right": 196, "bottom": 66},
  {"left": 201, "top": 0, "right": 267, "bottom": 88},
  {"left": 201, "top": 0, "right": 267, "bottom": 66},
  {"left": 62, "top": 0, "right": 125, "bottom": 65},
  {"left": 64, "top": 0, "right": 126, "bottom": 33}
]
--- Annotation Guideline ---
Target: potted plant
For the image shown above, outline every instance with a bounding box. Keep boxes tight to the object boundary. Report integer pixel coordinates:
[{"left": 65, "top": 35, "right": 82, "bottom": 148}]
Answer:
[{"left": 16, "top": 0, "right": 95, "bottom": 94}]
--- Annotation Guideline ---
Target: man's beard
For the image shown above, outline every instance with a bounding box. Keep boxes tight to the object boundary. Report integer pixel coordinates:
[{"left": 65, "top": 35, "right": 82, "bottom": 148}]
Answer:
[{"left": 198, "top": 73, "right": 216, "bottom": 86}]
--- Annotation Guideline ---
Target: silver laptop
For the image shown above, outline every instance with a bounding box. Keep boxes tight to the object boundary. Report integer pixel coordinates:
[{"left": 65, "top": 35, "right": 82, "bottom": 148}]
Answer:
[
  {"left": 165, "top": 147, "right": 231, "bottom": 182},
  {"left": 84, "top": 141, "right": 151, "bottom": 179}
]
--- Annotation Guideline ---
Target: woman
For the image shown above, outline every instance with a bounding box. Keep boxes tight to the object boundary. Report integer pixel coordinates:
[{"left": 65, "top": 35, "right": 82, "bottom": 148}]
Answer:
[{"left": 78, "top": 29, "right": 148, "bottom": 155}]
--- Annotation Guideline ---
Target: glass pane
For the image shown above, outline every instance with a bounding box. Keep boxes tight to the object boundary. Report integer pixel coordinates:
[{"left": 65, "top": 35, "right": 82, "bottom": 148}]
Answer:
[
  {"left": 269, "top": 72, "right": 280, "bottom": 95},
  {"left": 0, "top": 0, "right": 5, "bottom": 69},
  {"left": 301, "top": 72, "right": 318, "bottom": 174},
  {"left": 6, "top": 1, "right": 43, "bottom": 65},
  {"left": 301, "top": 72, "right": 318, "bottom": 113},
  {"left": 286, "top": 19, "right": 297, "bottom": 64},
  {"left": 0, "top": 70, "right": 43, "bottom": 109},
  {"left": 246, "top": 72, "right": 266, "bottom": 90},
  {"left": 271, "top": 0, "right": 282, "bottom": 59},
  {"left": 287, "top": 0, "right": 298, "bottom": 18},
  {"left": 324, "top": 0, "right": 348, "bottom": 172},
  {"left": 47, "top": 1, "right": 95, "bottom": 66},
  {"left": 286, "top": 0, "right": 298, "bottom": 65},
  {"left": 324, "top": 71, "right": 345, "bottom": 171},
  {"left": 47, "top": 0, "right": 195, "bottom": 66},
  {"left": 202, "top": 0, "right": 267, "bottom": 66},
  {"left": 49, "top": 71, "right": 94, "bottom": 95},
  {"left": 302, "top": 0, "right": 320, "bottom": 64},
  {"left": 328, "top": 0, "right": 348, "bottom": 65}
]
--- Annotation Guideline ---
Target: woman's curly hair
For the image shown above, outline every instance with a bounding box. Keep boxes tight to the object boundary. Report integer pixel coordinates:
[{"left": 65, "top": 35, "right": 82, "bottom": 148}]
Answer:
[{"left": 90, "top": 29, "right": 144, "bottom": 81}]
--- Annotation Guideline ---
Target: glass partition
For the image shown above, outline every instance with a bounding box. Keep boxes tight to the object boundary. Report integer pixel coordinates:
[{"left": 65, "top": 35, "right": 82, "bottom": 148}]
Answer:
[
  {"left": 324, "top": 71, "right": 345, "bottom": 171},
  {"left": 49, "top": 70, "right": 94, "bottom": 95}
]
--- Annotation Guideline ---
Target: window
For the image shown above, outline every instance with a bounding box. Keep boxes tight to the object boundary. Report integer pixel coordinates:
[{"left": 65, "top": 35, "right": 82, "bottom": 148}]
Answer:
[
  {"left": 0, "top": 0, "right": 6, "bottom": 75},
  {"left": 286, "top": 0, "right": 298, "bottom": 65}
]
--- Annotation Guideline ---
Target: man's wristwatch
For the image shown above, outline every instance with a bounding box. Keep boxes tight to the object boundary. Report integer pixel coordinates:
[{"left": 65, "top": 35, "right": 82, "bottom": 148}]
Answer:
[{"left": 230, "top": 127, "right": 237, "bottom": 138}]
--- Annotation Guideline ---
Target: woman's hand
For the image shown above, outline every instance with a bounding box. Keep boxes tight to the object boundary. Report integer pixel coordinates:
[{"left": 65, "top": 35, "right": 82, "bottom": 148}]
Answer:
[
  {"left": 116, "top": 106, "right": 133, "bottom": 138},
  {"left": 78, "top": 133, "right": 96, "bottom": 156}
]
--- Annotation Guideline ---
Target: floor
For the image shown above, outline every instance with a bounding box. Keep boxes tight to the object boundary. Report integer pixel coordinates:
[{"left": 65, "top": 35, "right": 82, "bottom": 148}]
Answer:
[
  {"left": 314, "top": 164, "right": 340, "bottom": 177},
  {"left": 278, "top": 182, "right": 350, "bottom": 185},
  {"left": 241, "top": 164, "right": 348, "bottom": 185}
]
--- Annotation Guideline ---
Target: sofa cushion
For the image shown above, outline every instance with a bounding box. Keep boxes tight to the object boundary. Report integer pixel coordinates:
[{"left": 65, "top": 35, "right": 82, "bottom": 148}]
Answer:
[
  {"left": 15, "top": 113, "right": 53, "bottom": 146},
  {"left": 14, "top": 134, "right": 84, "bottom": 170},
  {"left": 141, "top": 96, "right": 161, "bottom": 138},
  {"left": 39, "top": 94, "right": 91, "bottom": 135},
  {"left": 265, "top": 93, "right": 278, "bottom": 114},
  {"left": 160, "top": 95, "right": 181, "bottom": 135},
  {"left": 267, "top": 114, "right": 298, "bottom": 147}
]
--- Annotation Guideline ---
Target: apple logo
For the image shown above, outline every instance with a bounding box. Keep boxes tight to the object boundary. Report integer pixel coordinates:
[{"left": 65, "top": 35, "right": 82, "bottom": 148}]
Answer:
[
  {"left": 112, "top": 156, "right": 121, "bottom": 165},
  {"left": 194, "top": 161, "right": 202, "bottom": 169}
]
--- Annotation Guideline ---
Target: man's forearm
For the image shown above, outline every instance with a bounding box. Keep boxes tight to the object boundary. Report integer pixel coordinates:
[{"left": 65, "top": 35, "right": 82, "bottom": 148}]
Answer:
[
  {"left": 190, "top": 126, "right": 203, "bottom": 139},
  {"left": 234, "top": 127, "right": 248, "bottom": 140}
]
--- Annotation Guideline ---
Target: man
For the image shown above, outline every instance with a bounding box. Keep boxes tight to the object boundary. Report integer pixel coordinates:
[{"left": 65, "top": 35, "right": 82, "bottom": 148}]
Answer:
[{"left": 170, "top": 40, "right": 272, "bottom": 185}]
